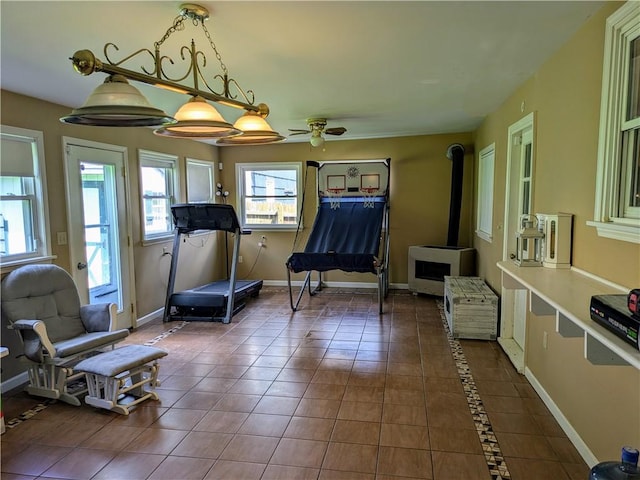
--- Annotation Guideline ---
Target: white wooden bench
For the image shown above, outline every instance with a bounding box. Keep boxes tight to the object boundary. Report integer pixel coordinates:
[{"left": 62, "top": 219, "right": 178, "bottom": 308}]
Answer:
[{"left": 75, "top": 345, "right": 167, "bottom": 415}]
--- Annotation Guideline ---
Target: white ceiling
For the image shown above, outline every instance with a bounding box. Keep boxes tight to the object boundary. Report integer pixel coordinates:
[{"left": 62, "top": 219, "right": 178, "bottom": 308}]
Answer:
[{"left": 1, "top": 1, "right": 604, "bottom": 145}]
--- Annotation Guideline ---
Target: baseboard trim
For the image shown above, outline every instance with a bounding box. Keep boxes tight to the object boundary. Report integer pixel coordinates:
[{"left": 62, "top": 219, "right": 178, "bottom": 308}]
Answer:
[
  {"left": 262, "top": 280, "right": 409, "bottom": 290},
  {"left": 524, "top": 367, "right": 598, "bottom": 467},
  {"left": 1, "top": 371, "right": 28, "bottom": 394},
  {"left": 135, "top": 308, "right": 163, "bottom": 328},
  {"left": 137, "top": 282, "right": 411, "bottom": 326}
]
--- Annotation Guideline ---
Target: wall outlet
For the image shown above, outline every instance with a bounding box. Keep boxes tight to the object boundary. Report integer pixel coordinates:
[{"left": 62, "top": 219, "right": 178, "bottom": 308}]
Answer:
[
  {"left": 238, "top": 255, "right": 243, "bottom": 264},
  {"left": 57, "top": 231, "right": 67, "bottom": 245},
  {"left": 542, "top": 331, "right": 548, "bottom": 350},
  {"left": 258, "top": 235, "right": 266, "bottom": 248}
]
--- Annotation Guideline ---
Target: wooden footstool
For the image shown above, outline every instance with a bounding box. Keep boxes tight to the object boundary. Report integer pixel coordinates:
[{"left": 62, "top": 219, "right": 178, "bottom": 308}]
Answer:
[{"left": 75, "top": 345, "right": 167, "bottom": 415}]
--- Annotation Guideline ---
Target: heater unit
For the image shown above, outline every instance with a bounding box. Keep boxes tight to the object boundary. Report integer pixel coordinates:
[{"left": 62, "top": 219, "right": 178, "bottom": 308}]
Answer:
[{"left": 408, "top": 246, "right": 475, "bottom": 296}]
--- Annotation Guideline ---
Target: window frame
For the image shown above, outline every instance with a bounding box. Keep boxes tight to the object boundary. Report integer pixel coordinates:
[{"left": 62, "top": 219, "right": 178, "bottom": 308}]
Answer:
[
  {"left": 138, "top": 149, "right": 179, "bottom": 243},
  {"left": 589, "top": 1, "right": 640, "bottom": 243},
  {"left": 235, "top": 162, "right": 303, "bottom": 231},
  {"left": 476, "top": 143, "right": 495, "bottom": 243},
  {"left": 0, "top": 125, "right": 52, "bottom": 267}
]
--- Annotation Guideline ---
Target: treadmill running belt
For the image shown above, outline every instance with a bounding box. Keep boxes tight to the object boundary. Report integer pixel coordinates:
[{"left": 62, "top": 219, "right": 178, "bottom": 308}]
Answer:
[{"left": 170, "top": 280, "right": 263, "bottom": 309}]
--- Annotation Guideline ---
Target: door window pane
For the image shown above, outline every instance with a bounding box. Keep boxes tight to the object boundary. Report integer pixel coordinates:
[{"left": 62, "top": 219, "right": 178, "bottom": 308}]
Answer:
[
  {"left": 523, "top": 143, "right": 532, "bottom": 178},
  {"left": 81, "top": 162, "right": 121, "bottom": 307}
]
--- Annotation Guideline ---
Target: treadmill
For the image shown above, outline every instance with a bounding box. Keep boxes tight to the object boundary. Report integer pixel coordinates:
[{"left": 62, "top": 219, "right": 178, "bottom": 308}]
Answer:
[{"left": 163, "top": 203, "right": 263, "bottom": 323}]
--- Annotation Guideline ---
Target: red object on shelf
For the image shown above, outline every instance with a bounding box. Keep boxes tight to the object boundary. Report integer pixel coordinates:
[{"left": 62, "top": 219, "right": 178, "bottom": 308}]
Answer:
[{"left": 629, "top": 289, "right": 640, "bottom": 317}]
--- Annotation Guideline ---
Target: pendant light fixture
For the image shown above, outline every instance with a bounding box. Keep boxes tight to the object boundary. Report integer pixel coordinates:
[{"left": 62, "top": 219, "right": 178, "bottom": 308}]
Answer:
[
  {"left": 61, "top": 4, "right": 284, "bottom": 144},
  {"left": 154, "top": 96, "right": 241, "bottom": 138},
  {"left": 60, "top": 74, "right": 175, "bottom": 127},
  {"left": 216, "top": 108, "right": 285, "bottom": 145}
]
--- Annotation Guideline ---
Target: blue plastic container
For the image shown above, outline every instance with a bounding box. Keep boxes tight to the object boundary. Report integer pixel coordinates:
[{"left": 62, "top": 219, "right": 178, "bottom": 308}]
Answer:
[{"left": 590, "top": 447, "right": 640, "bottom": 479}]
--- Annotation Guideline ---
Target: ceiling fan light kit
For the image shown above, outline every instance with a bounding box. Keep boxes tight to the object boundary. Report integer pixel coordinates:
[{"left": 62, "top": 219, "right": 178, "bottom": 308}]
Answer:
[
  {"left": 309, "top": 131, "right": 325, "bottom": 148},
  {"left": 60, "top": 3, "right": 284, "bottom": 145}
]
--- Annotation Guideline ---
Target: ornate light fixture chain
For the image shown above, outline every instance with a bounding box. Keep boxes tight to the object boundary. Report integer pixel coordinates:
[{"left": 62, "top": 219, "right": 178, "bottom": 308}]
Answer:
[
  {"left": 200, "top": 22, "right": 228, "bottom": 76},
  {"left": 154, "top": 14, "right": 188, "bottom": 50}
]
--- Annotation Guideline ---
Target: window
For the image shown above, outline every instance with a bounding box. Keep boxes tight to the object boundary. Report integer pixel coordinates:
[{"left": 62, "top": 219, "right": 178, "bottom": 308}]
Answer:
[
  {"left": 0, "top": 126, "right": 51, "bottom": 265},
  {"left": 476, "top": 143, "right": 495, "bottom": 242},
  {"left": 590, "top": 2, "right": 640, "bottom": 243},
  {"left": 139, "top": 150, "right": 179, "bottom": 241},
  {"left": 186, "top": 159, "right": 215, "bottom": 203},
  {"left": 236, "top": 162, "right": 302, "bottom": 230}
]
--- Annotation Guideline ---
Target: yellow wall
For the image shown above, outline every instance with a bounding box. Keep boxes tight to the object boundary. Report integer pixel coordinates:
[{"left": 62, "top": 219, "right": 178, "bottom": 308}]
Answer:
[
  {"left": 218, "top": 133, "right": 474, "bottom": 286},
  {"left": 527, "top": 312, "right": 639, "bottom": 462},
  {"left": 473, "top": 1, "right": 639, "bottom": 292},
  {"left": 473, "top": 2, "right": 640, "bottom": 462}
]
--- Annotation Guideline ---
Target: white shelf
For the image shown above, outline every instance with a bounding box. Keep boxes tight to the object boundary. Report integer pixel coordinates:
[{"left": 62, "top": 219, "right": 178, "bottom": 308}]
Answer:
[{"left": 496, "top": 261, "right": 639, "bottom": 370}]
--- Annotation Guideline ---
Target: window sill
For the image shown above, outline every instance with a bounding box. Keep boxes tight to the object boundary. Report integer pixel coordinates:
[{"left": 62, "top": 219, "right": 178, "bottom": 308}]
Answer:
[
  {"left": 241, "top": 226, "right": 302, "bottom": 232},
  {"left": 586, "top": 220, "right": 640, "bottom": 244},
  {"left": 1, "top": 255, "right": 57, "bottom": 274},
  {"left": 475, "top": 230, "right": 493, "bottom": 243},
  {"left": 141, "top": 236, "right": 174, "bottom": 247}
]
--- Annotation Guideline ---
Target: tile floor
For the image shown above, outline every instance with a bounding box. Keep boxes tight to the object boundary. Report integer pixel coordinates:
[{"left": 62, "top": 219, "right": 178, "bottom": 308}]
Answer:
[{"left": 0, "top": 287, "right": 590, "bottom": 480}]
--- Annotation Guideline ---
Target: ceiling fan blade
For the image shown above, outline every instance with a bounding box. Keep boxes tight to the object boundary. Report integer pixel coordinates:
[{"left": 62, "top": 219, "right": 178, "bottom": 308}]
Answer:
[
  {"left": 325, "top": 127, "right": 347, "bottom": 136},
  {"left": 288, "top": 129, "right": 311, "bottom": 135}
]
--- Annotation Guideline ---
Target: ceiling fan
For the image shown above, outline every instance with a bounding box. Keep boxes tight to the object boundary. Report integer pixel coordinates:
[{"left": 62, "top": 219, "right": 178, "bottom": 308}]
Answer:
[{"left": 289, "top": 118, "right": 347, "bottom": 147}]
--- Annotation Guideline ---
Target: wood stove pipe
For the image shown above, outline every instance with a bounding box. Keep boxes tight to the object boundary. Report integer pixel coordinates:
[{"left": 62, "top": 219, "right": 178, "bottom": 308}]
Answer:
[{"left": 446, "top": 143, "right": 465, "bottom": 247}]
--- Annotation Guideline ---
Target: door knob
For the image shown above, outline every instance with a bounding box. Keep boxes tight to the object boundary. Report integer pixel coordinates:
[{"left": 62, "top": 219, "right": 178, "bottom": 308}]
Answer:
[{"left": 77, "top": 262, "right": 87, "bottom": 270}]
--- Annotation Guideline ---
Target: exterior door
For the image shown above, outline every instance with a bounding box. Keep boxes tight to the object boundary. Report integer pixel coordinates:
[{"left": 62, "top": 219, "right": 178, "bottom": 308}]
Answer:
[
  {"left": 63, "top": 138, "right": 135, "bottom": 330},
  {"left": 512, "top": 128, "right": 533, "bottom": 349},
  {"left": 499, "top": 113, "right": 535, "bottom": 369}
]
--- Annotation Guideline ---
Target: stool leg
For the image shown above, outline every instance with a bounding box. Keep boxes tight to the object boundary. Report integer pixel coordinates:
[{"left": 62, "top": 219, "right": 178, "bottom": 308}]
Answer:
[{"left": 129, "top": 371, "right": 145, "bottom": 398}]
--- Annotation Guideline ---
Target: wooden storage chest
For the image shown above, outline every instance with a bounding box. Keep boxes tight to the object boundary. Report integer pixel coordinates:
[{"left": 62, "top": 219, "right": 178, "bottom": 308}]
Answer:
[{"left": 444, "top": 276, "right": 498, "bottom": 340}]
